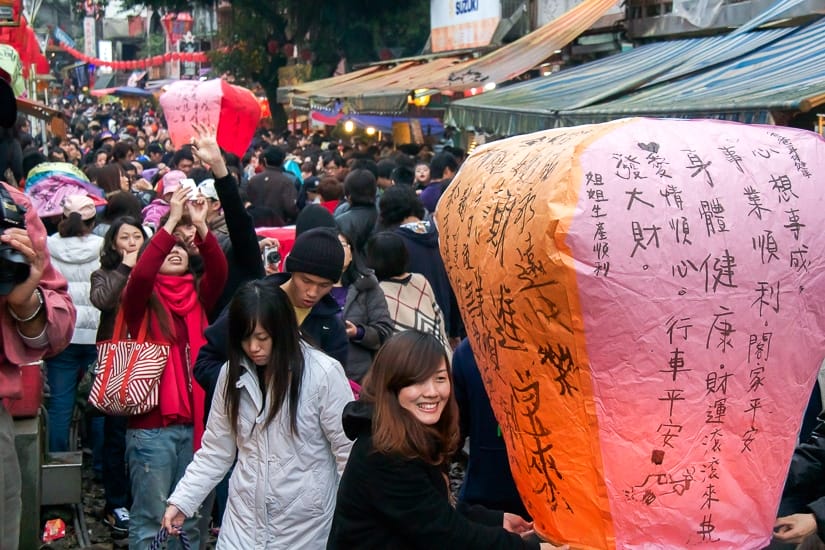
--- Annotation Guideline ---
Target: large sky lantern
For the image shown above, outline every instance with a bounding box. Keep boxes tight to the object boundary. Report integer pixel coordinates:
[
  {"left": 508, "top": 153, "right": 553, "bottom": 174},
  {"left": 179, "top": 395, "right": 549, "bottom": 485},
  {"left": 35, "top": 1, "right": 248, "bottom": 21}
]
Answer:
[{"left": 435, "top": 118, "right": 825, "bottom": 549}]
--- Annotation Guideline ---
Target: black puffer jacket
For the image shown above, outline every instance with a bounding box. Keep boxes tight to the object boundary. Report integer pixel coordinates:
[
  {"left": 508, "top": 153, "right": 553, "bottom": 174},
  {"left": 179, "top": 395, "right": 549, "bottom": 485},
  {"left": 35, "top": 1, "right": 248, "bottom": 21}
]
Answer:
[
  {"left": 327, "top": 401, "right": 540, "bottom": 550},
  {"left": 779, "top": 415, "right": 825, "bottom": 539}
]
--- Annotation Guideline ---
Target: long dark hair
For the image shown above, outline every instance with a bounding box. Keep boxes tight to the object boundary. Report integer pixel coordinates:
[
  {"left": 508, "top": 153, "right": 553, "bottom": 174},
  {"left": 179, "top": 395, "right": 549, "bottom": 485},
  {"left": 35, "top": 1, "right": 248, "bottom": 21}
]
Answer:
[
  {"left": 99, "top": 216, "right": 147, "bottom": 270},
  {"left": 360, "top": 330, "right": 458, "bottom": 465},
  {"left": 100, "top": 191, "right": 143, "bottom": 224},
  {"left": 339, "top": 230, "right": 370, "bottom": 287},
  {"left": 95, "top": 163, "right": 123, "bottom": 195},
  {"left": 224, "top": 280, "right": 306, "bottom": 437},
  {"left": 57, "top": 213, "right": 95, "bottom": 238}
]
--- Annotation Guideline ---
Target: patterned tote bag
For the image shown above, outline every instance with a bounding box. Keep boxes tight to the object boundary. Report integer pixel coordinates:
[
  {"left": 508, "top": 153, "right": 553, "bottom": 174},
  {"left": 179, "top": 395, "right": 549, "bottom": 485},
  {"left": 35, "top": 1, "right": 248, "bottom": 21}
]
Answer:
[{"left": 89, "top": 311, "right": 169, "bottom": 416}]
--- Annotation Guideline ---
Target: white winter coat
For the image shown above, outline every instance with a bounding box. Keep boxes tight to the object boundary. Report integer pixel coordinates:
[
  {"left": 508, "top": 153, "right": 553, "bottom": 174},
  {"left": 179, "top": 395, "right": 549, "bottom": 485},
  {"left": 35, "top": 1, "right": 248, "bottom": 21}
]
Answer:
[
  {"left": 46, "top": 233, "right": 103, "bottom": 345},
  {"left": 168, "top": 344, "right": 354, "bottom": 549}
]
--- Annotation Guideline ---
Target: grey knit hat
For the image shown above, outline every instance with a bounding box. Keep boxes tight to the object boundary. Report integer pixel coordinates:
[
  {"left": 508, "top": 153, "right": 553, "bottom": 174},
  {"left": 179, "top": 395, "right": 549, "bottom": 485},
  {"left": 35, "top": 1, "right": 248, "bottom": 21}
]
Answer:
[{"left": 285, "top": 227, "right": 344, "bottom": 282}]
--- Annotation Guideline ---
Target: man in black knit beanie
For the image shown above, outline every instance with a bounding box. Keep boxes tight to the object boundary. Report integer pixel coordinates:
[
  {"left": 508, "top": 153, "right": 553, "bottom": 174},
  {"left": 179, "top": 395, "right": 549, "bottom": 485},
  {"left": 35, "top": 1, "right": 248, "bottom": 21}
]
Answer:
[{"left": 195, "top": 227, "right": 349, "bottom": 423}]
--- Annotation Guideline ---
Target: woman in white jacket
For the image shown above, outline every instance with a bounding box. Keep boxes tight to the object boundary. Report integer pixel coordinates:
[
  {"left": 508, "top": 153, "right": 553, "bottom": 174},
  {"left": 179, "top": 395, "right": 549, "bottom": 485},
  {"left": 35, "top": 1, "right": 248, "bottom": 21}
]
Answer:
[
  {"left": 45, "top": 194, "right": 104, "bottom": 455},
  {"left": 162, "top": 280, "right": 353, "bottom": 549}
]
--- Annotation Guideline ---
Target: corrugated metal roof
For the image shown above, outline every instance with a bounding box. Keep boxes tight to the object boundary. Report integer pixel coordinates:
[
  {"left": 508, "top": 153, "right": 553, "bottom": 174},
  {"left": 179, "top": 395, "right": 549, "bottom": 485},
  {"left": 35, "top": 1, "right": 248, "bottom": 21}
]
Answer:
[
  {"left": 569, "top": 18, "right": 825, "bottom": 120},
  {"left": 446, "top": 17, "right": 825, "bottom": 135}
]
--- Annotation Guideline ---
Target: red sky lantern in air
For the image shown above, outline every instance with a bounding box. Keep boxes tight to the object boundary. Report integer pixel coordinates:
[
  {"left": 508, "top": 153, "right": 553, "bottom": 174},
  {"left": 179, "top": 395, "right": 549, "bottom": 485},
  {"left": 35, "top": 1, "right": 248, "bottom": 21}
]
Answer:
[{"left": 160, "top": 79, "right": 261, "bottom": 158}]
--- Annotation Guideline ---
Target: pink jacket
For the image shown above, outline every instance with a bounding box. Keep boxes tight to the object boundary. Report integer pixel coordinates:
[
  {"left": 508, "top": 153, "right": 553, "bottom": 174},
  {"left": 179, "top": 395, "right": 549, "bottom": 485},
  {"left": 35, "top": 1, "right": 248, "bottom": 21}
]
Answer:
[
  {"left": 1, "top": 183, "right": 76, "bottom": 398},
  {"left": 140, "top": 198, "right": 171, "bottom": 229}
]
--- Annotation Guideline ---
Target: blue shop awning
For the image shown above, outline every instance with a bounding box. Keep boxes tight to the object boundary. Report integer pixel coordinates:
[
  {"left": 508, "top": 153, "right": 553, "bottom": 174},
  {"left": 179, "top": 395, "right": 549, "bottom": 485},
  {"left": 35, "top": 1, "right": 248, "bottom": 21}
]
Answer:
[
  {"left": 447, "top": 17, "right": 825, "bottom": 135},
  {"left": 343, "top": 114, "right": 445, "bottom": 135},
  {"left": 566, "top": 17, "right": 825, "bottom": 125}
]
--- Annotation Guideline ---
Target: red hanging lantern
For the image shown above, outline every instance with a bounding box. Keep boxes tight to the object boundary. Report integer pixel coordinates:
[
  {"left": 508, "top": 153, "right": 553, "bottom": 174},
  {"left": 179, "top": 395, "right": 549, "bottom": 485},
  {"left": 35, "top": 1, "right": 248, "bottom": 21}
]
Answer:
[
  {"left": 161, "top": 13, "right": 175, "bottom": 37},
  {"left": 163, "top": 52, "right": 173, "bottom": 62}
]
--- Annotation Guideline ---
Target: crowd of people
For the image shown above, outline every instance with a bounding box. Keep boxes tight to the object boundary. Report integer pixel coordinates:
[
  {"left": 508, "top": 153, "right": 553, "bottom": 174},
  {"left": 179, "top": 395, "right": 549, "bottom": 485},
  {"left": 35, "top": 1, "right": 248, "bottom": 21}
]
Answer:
[
  {"left": 3, "top": 75, "right": 825, "bottom": 550},
  {"left": 0, "top": 74, "right": 574, "bottom": 550}
]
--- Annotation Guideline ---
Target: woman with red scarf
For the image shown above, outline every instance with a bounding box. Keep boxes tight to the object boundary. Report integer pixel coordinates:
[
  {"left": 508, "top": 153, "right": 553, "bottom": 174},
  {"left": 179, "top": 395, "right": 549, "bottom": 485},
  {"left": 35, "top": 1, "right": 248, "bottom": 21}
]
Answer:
[{"left": 121, "top": 182, "right": 228, "bottom": 549}]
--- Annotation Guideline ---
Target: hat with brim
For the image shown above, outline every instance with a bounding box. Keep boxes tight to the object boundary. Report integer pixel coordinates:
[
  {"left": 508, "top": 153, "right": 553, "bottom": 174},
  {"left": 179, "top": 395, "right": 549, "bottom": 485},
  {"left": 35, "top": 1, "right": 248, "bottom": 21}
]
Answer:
[
  {"left": 197, "top": 179, "right": 218, "bottom": 201},
  {"left": 62, "top": 194, "right": 97, "bottom": 221}
]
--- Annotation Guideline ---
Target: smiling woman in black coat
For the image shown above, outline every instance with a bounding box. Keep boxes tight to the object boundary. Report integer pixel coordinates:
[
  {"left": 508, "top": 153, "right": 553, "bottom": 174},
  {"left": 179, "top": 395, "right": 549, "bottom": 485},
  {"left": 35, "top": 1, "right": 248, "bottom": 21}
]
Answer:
[{"left": 326, "top": 331, "right": 569, "bottom": 550}]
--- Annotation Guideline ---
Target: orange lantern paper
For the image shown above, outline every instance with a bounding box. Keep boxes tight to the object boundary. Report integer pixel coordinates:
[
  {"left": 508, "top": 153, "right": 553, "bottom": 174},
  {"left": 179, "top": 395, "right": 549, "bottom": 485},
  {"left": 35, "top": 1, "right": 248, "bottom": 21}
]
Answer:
[
  {"left": 435, "top": 118, "right": 825, "bottom": 550},
  {"left": 159, "top": 79, "right": 261, "bottom": 158}
]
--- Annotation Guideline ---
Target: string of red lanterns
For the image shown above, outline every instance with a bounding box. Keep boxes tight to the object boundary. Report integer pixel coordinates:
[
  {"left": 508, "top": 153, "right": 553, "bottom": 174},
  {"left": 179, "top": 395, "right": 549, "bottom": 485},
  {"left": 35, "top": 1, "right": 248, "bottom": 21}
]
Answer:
[{"left": 56, "top": 40, "right": 209, "bottom": 69}]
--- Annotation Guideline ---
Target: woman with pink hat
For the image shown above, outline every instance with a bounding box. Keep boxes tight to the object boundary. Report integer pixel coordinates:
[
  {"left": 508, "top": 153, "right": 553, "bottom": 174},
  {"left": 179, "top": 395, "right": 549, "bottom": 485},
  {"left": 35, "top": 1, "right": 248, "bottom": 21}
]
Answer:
[{"left": 45, "top": 194, "right": 105, "bottom": 460}]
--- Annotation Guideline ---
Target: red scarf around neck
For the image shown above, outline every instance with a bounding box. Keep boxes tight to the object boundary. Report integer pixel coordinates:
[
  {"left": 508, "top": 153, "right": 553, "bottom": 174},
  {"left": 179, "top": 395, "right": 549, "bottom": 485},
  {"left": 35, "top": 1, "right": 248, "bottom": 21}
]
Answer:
[{"left": 153, "top": 273, "right": 208, "bottom": 449}]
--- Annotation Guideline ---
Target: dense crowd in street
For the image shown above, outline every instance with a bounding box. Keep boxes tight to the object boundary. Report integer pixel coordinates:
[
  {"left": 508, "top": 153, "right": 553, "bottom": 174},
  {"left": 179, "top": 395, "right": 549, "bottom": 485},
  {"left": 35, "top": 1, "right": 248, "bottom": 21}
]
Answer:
[
  {"left": 0, "top": 77, "right": 576, "bottom": 550},
  {"left": 3, "top": 75, "right": 825, "bottom": 550}
]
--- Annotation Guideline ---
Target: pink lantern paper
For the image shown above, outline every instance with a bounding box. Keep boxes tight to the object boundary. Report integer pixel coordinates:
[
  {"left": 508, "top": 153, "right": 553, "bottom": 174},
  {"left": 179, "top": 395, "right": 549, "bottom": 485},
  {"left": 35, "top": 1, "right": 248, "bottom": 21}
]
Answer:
[
  {"left": 434, "top": 118, "right": 825, "bottom": 549},
  {"left": 159, "top": 79, "right": 261, "bottom": 158}
]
